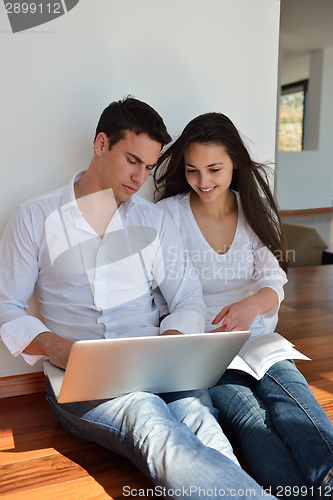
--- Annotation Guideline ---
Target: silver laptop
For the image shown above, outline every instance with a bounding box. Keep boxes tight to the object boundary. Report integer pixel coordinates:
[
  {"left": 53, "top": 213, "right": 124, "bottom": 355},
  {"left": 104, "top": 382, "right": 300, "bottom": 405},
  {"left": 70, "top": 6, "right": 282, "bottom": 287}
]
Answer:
[{"left": 44, "top": 331, "right": 250, "bottom": 403}]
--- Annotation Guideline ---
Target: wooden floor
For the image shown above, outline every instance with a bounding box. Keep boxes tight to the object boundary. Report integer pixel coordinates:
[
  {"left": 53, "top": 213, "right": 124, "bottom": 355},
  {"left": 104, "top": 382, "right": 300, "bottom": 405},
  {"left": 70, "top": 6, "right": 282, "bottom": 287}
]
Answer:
[
  {"left": 277, "top": 265, "right": 333, "bottom": 419},
  {"left": 1, "top": 265, "right": 333, "bottom": 499}
]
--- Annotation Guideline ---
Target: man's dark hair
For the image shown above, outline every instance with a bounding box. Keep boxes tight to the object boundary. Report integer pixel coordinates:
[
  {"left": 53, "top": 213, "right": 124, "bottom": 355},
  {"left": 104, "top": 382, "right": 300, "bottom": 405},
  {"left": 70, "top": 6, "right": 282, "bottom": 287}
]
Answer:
[{"left": 94, "top": 96, "right": 172, "bottom": 150}]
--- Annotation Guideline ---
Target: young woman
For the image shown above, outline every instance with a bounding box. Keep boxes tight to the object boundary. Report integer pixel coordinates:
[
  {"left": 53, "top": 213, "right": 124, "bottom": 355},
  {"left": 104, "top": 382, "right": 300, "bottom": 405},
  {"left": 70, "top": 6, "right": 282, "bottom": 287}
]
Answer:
[{"left": 154, "top": 112, "right": 333, "bottom": 499}]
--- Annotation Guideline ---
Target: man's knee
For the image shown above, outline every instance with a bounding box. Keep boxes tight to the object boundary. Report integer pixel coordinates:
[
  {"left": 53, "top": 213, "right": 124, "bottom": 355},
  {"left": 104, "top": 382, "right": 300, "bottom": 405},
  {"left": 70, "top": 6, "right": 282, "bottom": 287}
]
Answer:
[{"left": 117, "top": 391, "right": 174, "bottom": 428}]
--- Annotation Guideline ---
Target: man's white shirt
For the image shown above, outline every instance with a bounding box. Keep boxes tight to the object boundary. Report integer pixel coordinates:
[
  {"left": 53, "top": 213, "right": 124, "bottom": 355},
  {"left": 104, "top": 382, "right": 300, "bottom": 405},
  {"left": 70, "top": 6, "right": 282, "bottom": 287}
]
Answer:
[{"left": 0, "top": 172, "right": 206, "bottom": 365}]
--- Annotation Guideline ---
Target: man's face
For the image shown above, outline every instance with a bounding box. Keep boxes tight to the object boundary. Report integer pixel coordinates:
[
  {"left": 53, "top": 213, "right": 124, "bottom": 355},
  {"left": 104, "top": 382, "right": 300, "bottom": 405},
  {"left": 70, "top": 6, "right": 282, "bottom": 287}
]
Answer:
[{"left": 94, "top": 130, "right": 161, "bottom": 206}]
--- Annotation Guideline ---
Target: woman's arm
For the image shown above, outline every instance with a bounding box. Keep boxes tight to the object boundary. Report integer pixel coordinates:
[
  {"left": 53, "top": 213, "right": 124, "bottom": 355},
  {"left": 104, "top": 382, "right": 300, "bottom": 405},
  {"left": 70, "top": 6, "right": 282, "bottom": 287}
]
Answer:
[{"left": 210, "top": 287, "right": 279, "bottom": 332}]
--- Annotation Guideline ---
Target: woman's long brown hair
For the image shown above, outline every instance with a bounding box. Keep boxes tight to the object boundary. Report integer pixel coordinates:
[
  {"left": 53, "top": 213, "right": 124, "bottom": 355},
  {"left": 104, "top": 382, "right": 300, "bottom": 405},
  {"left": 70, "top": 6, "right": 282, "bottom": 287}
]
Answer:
[{"left": 154, "top": 112, "right": 288, "bottom": 272}]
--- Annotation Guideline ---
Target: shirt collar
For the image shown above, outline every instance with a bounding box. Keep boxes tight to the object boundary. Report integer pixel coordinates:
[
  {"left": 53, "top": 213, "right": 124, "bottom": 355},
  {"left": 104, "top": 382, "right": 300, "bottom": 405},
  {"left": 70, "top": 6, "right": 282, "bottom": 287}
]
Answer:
[
  {"left": 122, "top": 195, "right": 136, "bottom": 217},
  {"left": 60, "top": 170, "right": 137, "bottom": 218},
  {"left": 60, "top": 170, "right": 86, "bottom": 213}
]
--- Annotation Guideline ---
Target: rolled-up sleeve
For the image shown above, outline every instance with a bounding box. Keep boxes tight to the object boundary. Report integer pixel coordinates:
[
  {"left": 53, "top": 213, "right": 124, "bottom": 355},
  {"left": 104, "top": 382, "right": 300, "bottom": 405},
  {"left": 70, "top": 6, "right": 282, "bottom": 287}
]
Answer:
[{"left": 251, "top": 237, "right": 287, "bottom": 319}]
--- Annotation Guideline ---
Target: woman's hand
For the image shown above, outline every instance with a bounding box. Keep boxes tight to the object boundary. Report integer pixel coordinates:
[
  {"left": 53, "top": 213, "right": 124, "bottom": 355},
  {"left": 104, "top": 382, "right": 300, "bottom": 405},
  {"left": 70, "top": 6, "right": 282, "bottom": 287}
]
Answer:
[{"left": 209, "top": 288, "right": 279, "bottom": 333}]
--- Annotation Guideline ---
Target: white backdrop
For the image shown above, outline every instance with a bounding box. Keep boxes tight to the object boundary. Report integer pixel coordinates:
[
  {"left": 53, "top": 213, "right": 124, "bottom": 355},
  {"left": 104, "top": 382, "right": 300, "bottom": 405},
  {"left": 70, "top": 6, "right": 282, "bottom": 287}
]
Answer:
[{"left": 0, "top": 0, "right": 281, "bottom": 376}]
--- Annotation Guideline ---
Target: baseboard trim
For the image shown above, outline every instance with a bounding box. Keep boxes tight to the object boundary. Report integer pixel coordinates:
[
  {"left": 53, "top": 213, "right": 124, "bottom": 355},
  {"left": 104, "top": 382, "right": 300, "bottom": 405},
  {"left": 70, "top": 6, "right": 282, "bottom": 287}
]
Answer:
[
  {"left": 279, "top": 207, "right": 333, "bottom": 216},
  {"left": 0, "top": 372, "right": 46, "bottom": 398}
]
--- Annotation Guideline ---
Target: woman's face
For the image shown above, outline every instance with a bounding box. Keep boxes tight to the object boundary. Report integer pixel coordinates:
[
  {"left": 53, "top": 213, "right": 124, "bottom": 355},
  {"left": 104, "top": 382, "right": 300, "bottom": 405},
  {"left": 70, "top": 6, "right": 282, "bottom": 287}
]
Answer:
[{"left": 184, "top": 142, "right": 235, "bottom": 203}]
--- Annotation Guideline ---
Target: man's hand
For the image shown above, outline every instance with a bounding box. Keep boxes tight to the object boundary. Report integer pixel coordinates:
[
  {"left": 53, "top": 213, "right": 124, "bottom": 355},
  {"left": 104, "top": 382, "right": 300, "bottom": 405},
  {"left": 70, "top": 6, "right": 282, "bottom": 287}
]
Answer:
[
  {"left": 24, "top": 331, "right": 74, "bottom": 369},
  {"left": 161, "top": 330, "right": 183, "bottom": 336}
]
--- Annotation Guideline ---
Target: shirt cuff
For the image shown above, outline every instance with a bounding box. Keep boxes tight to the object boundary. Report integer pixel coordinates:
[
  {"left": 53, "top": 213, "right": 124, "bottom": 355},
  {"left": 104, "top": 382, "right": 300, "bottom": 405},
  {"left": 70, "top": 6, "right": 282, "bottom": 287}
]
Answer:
[
  {"left": 21, "top": 351, "right": 45, "bottom": 366},
  {"left": 0, "top": 315, "right": 50, "bottom": 361},
  {"left": 160, "top": 309, "right": 206, "bottom": 335}
]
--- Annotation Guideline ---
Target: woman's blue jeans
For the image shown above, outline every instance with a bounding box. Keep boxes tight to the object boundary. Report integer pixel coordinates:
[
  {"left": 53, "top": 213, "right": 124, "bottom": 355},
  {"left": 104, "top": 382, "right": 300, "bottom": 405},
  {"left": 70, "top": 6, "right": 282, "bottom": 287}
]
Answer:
[
  {"left": 209, "top": 360, "right": 333, "bottom": 500},
  {"left": 46, "top": 381, "right": 273, "bottom": 500}
]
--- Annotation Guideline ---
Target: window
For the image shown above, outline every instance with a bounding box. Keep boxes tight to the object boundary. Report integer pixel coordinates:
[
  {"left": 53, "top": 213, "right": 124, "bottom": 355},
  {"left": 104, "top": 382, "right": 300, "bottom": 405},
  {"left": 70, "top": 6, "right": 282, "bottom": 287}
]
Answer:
[{"left": 278, "top": 80, "right": 308, "bottom": 151}]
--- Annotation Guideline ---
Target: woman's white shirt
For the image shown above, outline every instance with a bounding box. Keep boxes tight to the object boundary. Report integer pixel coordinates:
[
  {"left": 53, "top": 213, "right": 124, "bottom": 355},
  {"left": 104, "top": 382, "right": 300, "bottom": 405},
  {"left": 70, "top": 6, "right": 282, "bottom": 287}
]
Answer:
[{"left": 156, "top": 192, "right": 287, "bottom": 337}]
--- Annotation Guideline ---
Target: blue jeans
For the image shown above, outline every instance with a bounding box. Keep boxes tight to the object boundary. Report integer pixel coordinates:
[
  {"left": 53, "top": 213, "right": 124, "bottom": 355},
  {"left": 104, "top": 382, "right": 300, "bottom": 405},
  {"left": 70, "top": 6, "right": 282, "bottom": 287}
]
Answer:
[
  {"left": 46, "top": 381, "right": 274, "bottom": 500},
  {"left": 209, "top": 360, "right": 333, "bottom": 500}
]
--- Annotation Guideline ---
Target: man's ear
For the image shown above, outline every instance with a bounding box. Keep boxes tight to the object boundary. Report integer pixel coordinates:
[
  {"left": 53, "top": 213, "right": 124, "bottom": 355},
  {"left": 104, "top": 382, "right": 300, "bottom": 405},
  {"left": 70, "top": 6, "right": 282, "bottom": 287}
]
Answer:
[{"left": 94, "top": 133, "right": 108, "bottom": 157}]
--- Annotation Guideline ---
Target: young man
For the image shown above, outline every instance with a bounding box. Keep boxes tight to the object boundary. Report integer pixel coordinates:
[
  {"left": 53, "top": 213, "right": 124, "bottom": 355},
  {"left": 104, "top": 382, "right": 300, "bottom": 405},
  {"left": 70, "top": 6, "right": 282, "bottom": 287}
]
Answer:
[{"left": 0, "top": 97, "right": 274, "bottom": 499}]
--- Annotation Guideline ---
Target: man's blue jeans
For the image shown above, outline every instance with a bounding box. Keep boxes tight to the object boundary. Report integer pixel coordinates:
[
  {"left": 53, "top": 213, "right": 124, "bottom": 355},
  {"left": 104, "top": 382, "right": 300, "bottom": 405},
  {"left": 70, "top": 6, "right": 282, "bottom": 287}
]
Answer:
[
  {"left": 46, "top": 381, "right": 274, "bottom": 500},
  {"left": 209, "top": 360, "right": 333, "bottom": 500}
]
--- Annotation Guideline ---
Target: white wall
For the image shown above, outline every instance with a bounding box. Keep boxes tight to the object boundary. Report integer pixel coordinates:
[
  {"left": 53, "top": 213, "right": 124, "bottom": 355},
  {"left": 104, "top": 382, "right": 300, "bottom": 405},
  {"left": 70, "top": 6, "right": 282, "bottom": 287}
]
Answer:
[
  {"left": 280, "top": 53, "right": 310, "bottom": 86},
  {"left": 0, "top": 0, "right": 281, "bottom": 377},
  {"left": 276, "top": 47, "right": 333, "bottom": 210}
]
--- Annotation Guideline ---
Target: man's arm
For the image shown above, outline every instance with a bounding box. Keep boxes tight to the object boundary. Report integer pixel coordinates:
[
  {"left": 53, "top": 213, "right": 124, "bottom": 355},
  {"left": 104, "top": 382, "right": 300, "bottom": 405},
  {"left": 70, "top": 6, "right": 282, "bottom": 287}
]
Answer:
[
  {"left": 24, "top": 332, "right": 74, "bottom": 369},
  {"left": 0, "top": 206, "right": 55, "bottom": 364}
]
